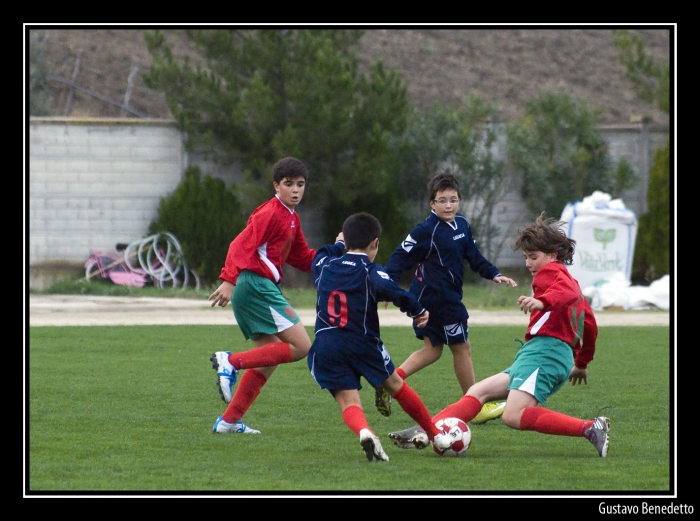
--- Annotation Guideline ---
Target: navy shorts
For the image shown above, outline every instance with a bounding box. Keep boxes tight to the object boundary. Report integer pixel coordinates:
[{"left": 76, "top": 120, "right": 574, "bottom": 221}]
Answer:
[
  {"left": 414, "top": 319, "right": 469, "bottom": 347},
  {"left": 308, "top": 332, "right": 395, "bottom": 393}
]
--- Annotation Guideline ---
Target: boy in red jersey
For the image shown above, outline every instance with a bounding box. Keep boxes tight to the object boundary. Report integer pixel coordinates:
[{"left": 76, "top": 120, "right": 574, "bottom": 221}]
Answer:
[
  {"left": 208, "top": 157, "right": 342, "bottom": 434},
  {"left": 391, "top": 212, "right": 611, "bottom": 457}
]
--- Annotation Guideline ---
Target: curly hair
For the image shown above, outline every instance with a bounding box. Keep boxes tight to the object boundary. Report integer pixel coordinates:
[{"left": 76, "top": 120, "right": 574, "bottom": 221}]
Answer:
[{"left": 512, "top": 212, "right": 576, "bottom": 265}]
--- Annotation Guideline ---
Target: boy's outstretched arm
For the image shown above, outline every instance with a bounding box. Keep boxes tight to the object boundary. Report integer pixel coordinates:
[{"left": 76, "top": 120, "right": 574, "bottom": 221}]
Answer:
[
  {"left": 517, "top": 295, "right": 544, "bottom": 314},
  {"left": 494, "top": 274, "right": 518, "bottom": 287}
]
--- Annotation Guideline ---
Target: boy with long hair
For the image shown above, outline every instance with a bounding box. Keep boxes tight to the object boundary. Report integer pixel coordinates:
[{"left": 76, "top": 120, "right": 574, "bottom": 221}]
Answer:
[{"left": 392, "top": 213, "right": 610, "bottom": 458}]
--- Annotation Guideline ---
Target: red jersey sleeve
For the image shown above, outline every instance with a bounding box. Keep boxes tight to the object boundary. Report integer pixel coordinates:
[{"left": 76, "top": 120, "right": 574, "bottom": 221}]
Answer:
[
  {"left": 285, "top": 217, "right": 316, "bottom": 273},
  {"left": 218, "top": 197, "right": 316, "bottom": 284},
  {"left": 573, "top": 297, "right": 598, "bottom": 369},
  {"left": 526, "top": 263, "right": 598, "bottom": 369},
  {"left": 218, "top": 202, "right": 276, "bottom": 284}
]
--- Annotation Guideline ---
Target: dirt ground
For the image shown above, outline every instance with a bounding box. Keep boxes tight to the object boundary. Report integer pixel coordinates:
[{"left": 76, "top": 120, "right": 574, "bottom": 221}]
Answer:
[{"left": 28, "top": 295, "right": 671, "bottom": 327}]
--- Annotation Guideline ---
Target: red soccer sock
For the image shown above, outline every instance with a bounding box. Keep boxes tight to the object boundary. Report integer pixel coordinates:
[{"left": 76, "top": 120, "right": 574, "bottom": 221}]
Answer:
[
  {"left": 229, "top": 342, "right": 293, "bottom": 370},
  {"left": 434, "top": 395, "right": 482, "bottom": 423},
  {"left": 396, "top": 368, "right": 407, "bottom": 380},
  {"left": 393, "top": 381, "right": 441, "bottom": 439},
  {"left": 222, "top": 369, "right": 268, "bottom": 424},
  {"left": 342, "top": 405, "right": 370, "bottom": 436},
  {"left": 519, "top": 406, "right": 592, "bottom": 436}
]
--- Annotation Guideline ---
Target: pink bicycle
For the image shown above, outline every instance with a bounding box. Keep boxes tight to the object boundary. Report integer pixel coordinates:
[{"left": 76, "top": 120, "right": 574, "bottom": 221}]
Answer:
[{"left": 85, "top": 232, "right": 200, "bottom": 290}]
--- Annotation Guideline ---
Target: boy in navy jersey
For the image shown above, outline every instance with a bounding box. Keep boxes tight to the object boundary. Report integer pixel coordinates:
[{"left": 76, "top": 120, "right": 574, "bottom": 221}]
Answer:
[
  {"left": 392, "top": 213, "right": 610, "bottom": 458},
  {"left": 307, "top": 212, "right": 454, "bottom": 462},
  {"left": 380, "top": 173, "right": 517, "bottom": 430}
]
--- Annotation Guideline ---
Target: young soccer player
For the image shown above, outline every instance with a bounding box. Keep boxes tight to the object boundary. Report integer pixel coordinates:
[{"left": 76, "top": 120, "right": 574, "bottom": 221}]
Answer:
[
  {"left": 378, "top": 173, "right": 517, "bottom": 425},
  {"left": 208, "top": 157, "right": 338, "bottom": 434},
  {"left": 391, "top": 212, "right": 610, "bottom": 457},
  {"left": 307, "top": 212, "right": 454, "bottom": 462}
]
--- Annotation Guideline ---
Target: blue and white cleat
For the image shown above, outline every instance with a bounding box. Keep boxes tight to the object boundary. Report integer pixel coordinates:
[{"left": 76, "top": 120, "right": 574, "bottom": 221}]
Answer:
[
  {"left": 213, "top": 416, "right": 261, "bottom": 434},
  {"left": 210, "top": 351, "right": 238, "bottom": 403}
]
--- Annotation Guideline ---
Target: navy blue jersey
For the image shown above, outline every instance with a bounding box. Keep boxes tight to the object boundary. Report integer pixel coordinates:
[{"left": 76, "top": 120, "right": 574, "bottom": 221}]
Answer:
[
  {"left": 312, "top": 241, "right": 426, "bottom": 342},
  {"left": 384, "top": 211, "right": 501, "bottom": 325}
]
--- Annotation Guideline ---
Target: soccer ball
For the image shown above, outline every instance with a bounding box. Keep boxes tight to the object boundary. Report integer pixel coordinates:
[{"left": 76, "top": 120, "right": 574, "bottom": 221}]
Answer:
[{"left": 432, "top": 417, "right": 472, "bottom": 457}]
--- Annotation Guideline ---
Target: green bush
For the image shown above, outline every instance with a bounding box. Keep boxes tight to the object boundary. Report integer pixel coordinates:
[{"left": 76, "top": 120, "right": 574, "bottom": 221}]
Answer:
[
  {"left": 148, "top": 165, "right": 247, "bottom": 286},
  {"left": 632, "top": 137, "right": 670, "bottom": 284},
  {"left": 505, "top": 93, "right": 626, "bottom": 220}
]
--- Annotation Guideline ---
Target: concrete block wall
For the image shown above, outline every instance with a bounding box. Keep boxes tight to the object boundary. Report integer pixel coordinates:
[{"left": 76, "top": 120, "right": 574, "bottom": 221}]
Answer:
[
  {"left": 29, "top": 118, "right": 186, "bottom": 288},
  {"left": 601, "top": 123, "right": 670, "bottom": 217}
]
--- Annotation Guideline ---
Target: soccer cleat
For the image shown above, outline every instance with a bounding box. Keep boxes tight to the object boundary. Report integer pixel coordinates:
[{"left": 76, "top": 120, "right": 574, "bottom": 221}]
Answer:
[
  {"left": 374, "top": 386, "right": 392, "bottom": 417},
  {"left": 470, "top": 401, "right": 506, "bottom": 424},
  {"left": 584, "top": 416, "right": 610, "bottom": 457},
  {"left": 410, "top": 431, "right": 431, "bottom": 449},
  {"left": 210, "top": 351, "right": 238, "bottom": 403},
  {"left": 212, "top": 416, "right": 261, "bottom": 434},
  {"left": 388, "top": 425, "right": 425, "bottom": 449},
  {"left": 360, "top": 428, "right": 389, "bottom": 462}
]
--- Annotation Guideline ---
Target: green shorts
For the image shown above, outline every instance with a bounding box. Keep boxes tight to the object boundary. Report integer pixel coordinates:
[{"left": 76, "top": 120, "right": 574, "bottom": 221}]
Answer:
[
  {"left": 231, "top": 270, "right": 301, "bottom": 340},
  {"left": 504, "top": 336, "right": 574, "bottom": 406}
]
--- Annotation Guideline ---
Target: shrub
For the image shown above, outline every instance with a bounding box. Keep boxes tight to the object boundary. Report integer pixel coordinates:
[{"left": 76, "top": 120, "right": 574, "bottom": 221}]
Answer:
[
  {"left": 148, "top": 165, "right": 247, "bottom": 285},
  {"left": 505, "top": 93, "right": 620, "bottom": 220},
  {"left": 632, "top": 137, "right": 670, "bottom": 284}
]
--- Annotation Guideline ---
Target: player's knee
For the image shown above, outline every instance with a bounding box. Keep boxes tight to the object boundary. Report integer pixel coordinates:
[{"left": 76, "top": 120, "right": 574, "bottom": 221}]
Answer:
[
  {"left": 501, "top": 410, "right": 521, "bottom": 429},
  {"left": 291, "top": 344, "right": 311, "bottom": 361}
]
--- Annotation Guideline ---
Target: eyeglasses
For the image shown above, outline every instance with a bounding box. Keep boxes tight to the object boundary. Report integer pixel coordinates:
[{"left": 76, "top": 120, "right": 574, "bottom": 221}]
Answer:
[{"left": 432, "top": 198, "right": 460, "bottom": 205}]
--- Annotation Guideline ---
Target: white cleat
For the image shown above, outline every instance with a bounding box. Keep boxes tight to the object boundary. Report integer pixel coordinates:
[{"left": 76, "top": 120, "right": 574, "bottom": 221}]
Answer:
[
  {"left": 360, "top": 428, "right": 389, "bottom": 462},
  {"left": 212, "top": 416, "right": 260, "bottom": 434}
]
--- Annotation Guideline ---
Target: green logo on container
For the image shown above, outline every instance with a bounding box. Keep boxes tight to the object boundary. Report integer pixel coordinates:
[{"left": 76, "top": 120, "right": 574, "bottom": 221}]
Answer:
[{"left": 593, "top": 228, "right": 616, "bottom": 250}]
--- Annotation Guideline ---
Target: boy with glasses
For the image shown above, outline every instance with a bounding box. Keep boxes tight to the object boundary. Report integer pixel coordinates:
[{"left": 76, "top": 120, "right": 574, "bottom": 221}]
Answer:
[{"left": 379, "top": 173, "right": 517, "bottom": 440}]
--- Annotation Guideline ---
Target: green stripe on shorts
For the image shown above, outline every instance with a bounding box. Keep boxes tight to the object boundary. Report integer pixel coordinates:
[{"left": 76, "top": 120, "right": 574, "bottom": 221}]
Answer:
[{"left": 231, "top": 270, "right": 301, "bottom": 340}]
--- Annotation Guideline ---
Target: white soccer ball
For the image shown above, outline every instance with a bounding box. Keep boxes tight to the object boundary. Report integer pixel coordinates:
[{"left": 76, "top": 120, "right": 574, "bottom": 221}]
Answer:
[{"left": 432, "top": 417, "right": 472, "bottom": 457}]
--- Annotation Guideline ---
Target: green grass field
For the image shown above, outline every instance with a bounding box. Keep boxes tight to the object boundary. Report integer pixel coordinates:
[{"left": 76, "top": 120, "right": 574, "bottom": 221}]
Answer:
[{"left": 27, "top": 323, "right": 672, "bottom": 496}]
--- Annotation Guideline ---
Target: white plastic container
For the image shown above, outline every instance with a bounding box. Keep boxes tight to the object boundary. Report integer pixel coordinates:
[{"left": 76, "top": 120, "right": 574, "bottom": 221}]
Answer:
[{"left": 560, "top": 191, "right": 638, "bottom": 292}]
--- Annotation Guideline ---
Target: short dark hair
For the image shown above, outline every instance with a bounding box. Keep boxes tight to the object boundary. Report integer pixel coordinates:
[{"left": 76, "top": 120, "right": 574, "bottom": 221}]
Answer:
[
  {"left": 342, "top": 213, "right": 382, "bottom": 250},
  {"left": 273, "top": 157, "right": 309, "bottom": 183},
  {"left": 428, "top": 173, "right": 461, "bottom": 200},
  {"left": 512, "top": 212, "right": 576, "bottom": 265}
]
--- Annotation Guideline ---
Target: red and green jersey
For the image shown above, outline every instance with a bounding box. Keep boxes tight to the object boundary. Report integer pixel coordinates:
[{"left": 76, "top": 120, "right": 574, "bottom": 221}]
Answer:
[
  {"left": 219, "top": 195, "right": 316, "bottom": 285},
  {"left": 526, "top": 262, "right": 597, "bottom": 369}
]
